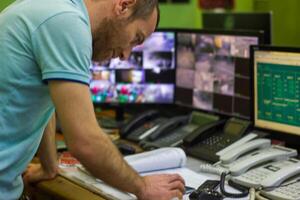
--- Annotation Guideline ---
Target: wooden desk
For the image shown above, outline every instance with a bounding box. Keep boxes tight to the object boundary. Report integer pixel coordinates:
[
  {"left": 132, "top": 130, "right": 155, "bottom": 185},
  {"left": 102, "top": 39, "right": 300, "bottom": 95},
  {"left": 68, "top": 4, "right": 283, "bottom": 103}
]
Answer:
[
  {"left": 31, "top": 109, "right": 133, "bottom": 200},
  {"left": 30, "top": 137, "right": 138, "bottom": 200},
  {"left": 32, "top": 156, "right": 206, "bottom": 200},
  {"left": 33, "top": 176, "right": 106, "bottom": 200}
]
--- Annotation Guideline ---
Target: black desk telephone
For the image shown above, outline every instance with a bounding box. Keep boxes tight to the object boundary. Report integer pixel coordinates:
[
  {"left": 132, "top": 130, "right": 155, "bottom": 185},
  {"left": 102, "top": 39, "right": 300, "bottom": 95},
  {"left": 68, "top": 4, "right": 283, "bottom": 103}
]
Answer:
[
  {"left": 140, "top": 111, "right": 220, "bottom": 150},
  {"left": 145, "top": 115, "right": 190, "bottom": 142},
  {"left": 120, "top": 110, "right": 189, "bottom": 143},
  {"left": 139, "top": 115, "right": 190, "bottom": 149},
  {"left": 183, "top": 118, "right": 251, "bottom": 163},
  {"left": 119, "top": 109, "right": 160, "bottom": 138}
]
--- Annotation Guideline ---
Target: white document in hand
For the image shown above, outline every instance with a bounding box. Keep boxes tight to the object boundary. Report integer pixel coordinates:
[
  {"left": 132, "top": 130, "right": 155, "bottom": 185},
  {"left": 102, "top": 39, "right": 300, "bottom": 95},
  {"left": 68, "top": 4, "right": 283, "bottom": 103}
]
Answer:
[{"left": 124, "top": 147, "right": 187, "bottom": 173}]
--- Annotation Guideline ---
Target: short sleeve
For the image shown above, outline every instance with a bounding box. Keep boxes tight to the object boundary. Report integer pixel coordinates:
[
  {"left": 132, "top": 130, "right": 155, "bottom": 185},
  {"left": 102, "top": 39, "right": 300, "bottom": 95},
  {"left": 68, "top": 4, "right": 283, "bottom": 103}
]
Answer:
[{"left": 31, "top": 12, "right": 92, "bottom": 84}]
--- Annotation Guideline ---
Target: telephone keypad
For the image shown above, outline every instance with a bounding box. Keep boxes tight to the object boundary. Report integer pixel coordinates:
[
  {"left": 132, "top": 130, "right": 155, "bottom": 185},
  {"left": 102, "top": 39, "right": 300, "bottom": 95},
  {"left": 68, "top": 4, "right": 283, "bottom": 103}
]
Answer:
[
  {"left": 202, "top": 135, "right": 237, "bottom": 151},
  {"left": 231, "top": 158, "right": 300, "bottom": 199},
  {"left": 262, "top": 179, "right": 300, "bottom": 200},
  {"left": 186, "top": 134, "right": 242, "bottom": 163},
  {"left": 235, "top": 167, "right": 269, "bottom": 186},
  {"left": 159, "top": 132, "right": 184, "bottom": 145}
]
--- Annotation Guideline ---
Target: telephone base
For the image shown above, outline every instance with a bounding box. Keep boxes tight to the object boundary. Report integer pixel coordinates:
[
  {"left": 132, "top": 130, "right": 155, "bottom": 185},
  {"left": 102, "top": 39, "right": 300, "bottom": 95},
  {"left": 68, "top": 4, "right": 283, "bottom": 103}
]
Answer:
[
  {"left": 186, "top": 144, "right": 220, "bottom": 163},
  {"left": 97, "top": 117, "right": 126, "bottom": 129}
]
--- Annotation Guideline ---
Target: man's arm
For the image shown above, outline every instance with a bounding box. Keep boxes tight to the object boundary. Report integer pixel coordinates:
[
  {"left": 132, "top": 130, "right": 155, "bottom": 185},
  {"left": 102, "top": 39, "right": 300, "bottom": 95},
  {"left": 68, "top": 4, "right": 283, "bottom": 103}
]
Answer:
[
  {"left": 37, "top": 113, "right": 58, "bottom": 176},
  {"left": 49, "top": 80, "right": 185, "bottom": 199},
  {"left": 23, "top": 114, "right": 58, "bottom": 183}
]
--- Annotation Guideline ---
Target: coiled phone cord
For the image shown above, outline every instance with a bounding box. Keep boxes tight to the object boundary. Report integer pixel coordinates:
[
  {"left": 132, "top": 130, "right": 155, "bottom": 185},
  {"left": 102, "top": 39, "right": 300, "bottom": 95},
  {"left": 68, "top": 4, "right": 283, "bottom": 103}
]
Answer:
[
  {"left": 198, "top": 164, "right": 249, "bottom": 198},
  {"left": 219, "top": 172, "right": 249, "bottom": 198},
  {"left": 198, "top": 164, "right": 273, "bottom": 199}
]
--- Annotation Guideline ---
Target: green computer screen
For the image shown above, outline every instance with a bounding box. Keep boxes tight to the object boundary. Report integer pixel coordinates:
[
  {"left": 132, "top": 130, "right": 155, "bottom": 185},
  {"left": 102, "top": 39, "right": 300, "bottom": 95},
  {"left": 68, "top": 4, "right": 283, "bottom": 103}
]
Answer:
[{"left": 254, "top": 49, "right": 300, "bottom": 135}]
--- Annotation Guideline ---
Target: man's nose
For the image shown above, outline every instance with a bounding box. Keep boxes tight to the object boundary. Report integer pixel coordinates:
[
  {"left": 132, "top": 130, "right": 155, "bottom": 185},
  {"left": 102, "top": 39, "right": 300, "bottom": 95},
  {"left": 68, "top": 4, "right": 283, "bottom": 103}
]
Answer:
[{"left": 119, "top": 48, "right": 132, "bottom": 60}]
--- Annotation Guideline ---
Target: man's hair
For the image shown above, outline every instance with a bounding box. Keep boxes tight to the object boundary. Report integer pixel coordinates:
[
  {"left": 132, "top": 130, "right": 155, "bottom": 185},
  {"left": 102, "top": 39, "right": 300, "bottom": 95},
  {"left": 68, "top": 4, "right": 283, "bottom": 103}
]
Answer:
[{"left": 128, "top": 0, "right": 160, "bottom": 28}]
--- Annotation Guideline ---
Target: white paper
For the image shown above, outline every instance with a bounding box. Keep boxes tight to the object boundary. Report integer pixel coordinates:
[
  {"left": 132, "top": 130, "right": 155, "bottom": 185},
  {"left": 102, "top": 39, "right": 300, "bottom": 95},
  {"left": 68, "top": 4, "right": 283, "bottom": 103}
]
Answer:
[
  {"left": 141, "top": 167, "right": 210, "bottom": 188},
  {"left": 124, "top": 147, "right": 186, "bottom": 173},
  {"left": 59, "top": 148, "right": 249, "bottom": 200}
]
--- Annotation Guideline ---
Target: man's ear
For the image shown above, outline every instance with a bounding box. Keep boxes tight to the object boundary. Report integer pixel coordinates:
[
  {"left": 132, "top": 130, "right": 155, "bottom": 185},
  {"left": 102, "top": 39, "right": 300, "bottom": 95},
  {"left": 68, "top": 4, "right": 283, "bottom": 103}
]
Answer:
[{"left": 114, "top": 0, "right": 137, "bottom": 16}]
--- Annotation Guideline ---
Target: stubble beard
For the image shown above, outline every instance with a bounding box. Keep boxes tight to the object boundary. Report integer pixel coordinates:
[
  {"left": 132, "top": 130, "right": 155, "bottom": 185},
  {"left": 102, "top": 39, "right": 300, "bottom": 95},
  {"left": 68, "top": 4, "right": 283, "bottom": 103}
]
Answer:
[{"left": 92, "top": 18, "right": 126, "bottom": 62}]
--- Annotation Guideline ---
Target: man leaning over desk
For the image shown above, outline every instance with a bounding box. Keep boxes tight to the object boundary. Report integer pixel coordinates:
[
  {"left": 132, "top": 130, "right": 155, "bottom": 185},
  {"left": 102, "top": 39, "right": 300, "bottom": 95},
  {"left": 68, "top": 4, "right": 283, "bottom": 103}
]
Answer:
[{"left": 0, "top": 0, "right": 185, "bottom": 199}]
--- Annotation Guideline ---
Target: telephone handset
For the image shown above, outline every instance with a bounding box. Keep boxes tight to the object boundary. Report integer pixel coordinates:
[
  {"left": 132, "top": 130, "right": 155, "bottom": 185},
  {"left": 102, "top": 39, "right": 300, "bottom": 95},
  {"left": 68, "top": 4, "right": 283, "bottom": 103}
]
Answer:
[
  {"left": 139, "top": 115, "right": 190, "bottom": 149},
  {"left": 262, "top": 160, "right": 300, "bottom": 188},
  {"left": 231, "top": 158, "right": 300, "bottom": 189},
  {"left": 220, "top": 138, "right": 271, "bottom": 164},
  {"left": 120, "top": 110, "right": 160, "bottom": 138},
  {"left": 219, "top": 145, "right": 297, "bottom": 176},
  {"left": 126, "top": 117, "right": 168, "bottom": 142},
  {"left": 147, "top": 115, "right": 190, "bottom": 141}
]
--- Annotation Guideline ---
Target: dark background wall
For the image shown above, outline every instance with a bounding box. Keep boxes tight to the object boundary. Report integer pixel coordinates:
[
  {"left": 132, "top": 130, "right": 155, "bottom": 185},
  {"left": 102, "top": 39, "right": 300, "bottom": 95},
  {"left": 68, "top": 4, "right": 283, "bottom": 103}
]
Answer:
[{"left": 1, "top": 0, "right": 299, "bottom": 46}]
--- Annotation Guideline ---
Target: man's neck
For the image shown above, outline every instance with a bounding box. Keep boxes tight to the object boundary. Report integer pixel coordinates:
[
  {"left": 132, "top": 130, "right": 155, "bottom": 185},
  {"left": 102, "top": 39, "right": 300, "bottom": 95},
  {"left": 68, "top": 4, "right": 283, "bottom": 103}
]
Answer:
[{"left": 83, "top": 0, "right": 111, "bottom": 37}]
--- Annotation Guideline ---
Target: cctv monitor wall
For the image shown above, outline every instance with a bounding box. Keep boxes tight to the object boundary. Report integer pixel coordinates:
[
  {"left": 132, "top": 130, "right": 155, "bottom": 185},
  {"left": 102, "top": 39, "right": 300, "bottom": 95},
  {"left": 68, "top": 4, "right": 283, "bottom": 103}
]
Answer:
[
  {"left": 90, "top": 30, "right": 176, "bottom": 104},
  {"left": 175, "top": 29, "right": 263, "bottom": 120}
]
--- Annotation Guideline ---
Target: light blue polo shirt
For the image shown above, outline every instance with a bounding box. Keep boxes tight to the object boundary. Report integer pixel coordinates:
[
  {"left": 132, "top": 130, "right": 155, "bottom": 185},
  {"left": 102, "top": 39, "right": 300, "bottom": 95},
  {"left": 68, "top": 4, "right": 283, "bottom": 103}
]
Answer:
[{"left": 0, "top": 0, "right": 92, "bottom": 199}]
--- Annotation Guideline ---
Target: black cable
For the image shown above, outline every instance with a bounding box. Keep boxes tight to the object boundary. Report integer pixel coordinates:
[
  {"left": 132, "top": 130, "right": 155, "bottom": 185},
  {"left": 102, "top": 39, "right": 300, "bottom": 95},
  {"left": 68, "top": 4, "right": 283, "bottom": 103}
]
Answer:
[
  {"left": 220, "top": 172, "right": 249, "bottom": 198},
  {"left": 228, "top": 179, "right": 249, "bottom": 192}
]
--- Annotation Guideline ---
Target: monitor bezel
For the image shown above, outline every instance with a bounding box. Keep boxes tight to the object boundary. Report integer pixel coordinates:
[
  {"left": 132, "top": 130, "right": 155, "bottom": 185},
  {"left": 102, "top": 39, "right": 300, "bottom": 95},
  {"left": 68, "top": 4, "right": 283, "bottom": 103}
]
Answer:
[
  {"left": 251, "top": 45, "right": 300, "bottom": 137},
  {"left": 202, "top": 12, "right": 273, "bottom": 44},
  {"left": 174, "top": 28, "right": 265, "bottom": 121},
  {"left": 91, "top": 28, "right": 178, "bottom": 107}
]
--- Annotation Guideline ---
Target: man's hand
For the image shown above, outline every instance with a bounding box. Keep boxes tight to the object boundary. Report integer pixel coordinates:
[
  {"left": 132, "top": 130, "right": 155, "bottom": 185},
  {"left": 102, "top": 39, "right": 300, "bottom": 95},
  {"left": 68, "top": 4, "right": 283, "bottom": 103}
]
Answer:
[
  {"left": 137, "top": 174, "right": 185, "bottom": 200},
  {"left": 23, "top": 163, "right": 57, "bottom": 184}
]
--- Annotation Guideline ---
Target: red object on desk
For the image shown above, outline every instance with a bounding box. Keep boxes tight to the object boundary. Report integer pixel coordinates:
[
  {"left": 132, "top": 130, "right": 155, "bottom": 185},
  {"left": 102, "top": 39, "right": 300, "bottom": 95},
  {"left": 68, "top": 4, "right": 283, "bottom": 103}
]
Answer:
[
  {"left": 271, "top": 139, "right": 286, "bottom": 146},
  {"left": 199, "top": 0, "right": 235, "bottom": 9},
  {"left": 59, "top": 152, "right": 80, "bottom": 167}
]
